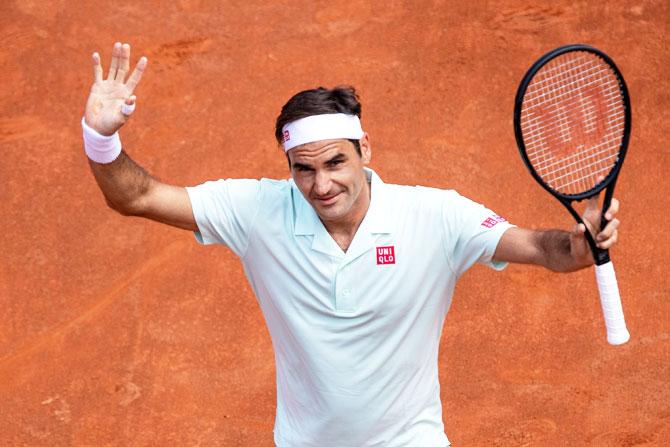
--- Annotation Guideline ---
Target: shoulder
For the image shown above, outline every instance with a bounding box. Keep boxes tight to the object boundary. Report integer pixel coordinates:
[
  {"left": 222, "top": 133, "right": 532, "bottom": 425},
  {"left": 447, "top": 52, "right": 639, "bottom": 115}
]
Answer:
[
  {"left": 186, "top": 177, "right": 292, "bottom": 210},
  {"left": 386, "top": 183, "right": 495, "bottom": 229},
  {"left": 258, "top": 177, "right": 291, "bottom": 194},
  {"left": 375, "top": 183, "right": 454, "bottom": 233},
  {"left": 258, "top": 178, "right": 292, "bottom": 202},
  {"left": 382, "top": 182, "right": 462, "bottom": 212}
]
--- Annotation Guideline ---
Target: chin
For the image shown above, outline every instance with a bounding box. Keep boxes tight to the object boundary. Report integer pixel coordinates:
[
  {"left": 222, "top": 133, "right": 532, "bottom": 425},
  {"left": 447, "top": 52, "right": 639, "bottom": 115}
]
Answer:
[{"left": 314, "top": 203, "right": 348, "bottom": 222}]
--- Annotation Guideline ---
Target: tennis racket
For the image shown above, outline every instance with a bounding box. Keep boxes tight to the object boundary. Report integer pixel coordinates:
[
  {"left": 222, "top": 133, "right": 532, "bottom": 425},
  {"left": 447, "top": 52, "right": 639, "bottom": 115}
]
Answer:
[{"left": 513, "top": 44, "right": 631, "bottom": 345}]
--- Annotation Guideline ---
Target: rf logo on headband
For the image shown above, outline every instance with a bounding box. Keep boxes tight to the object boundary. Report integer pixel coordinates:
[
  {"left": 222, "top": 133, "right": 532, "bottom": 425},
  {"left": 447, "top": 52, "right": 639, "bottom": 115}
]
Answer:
[{"left": 283, "top": 130, "right": 290, "bottom": 142}]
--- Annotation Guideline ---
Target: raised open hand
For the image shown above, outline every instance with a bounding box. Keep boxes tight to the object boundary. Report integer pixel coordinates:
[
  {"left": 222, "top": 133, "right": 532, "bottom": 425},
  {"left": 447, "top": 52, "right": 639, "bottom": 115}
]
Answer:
[{"left": 84, "top": 42, "right": 147, "bottom": 136}]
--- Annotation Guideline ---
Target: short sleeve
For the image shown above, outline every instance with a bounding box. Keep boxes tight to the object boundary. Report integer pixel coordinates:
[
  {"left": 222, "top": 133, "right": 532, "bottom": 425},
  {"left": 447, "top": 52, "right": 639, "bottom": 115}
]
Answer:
[
  {"left": 185, "top": 179, "right": 261, "bottom": 257},
  {"left": 442, "top": 190, "right": 514, "bottom": 276}
]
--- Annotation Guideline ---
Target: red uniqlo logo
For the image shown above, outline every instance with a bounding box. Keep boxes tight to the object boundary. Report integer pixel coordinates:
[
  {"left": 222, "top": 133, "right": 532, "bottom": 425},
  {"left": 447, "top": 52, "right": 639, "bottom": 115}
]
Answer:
[
  {"left": 283, "top": 130, "right": 290, "bottom": 142},
  {"left": 481, "top": 215, "right": 507, "bottom": 228},
  {"left": 376, "top": 246, "right": 395, "bottom": 265}
]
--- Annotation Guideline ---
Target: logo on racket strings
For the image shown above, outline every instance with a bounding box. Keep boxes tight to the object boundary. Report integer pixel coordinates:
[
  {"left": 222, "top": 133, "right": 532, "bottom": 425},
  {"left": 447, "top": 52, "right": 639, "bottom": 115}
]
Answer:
[
  {"left": 376, "top": 246, "right": 395, "bottom": 265},
  {"left": 531, "top": 85, "right": 609, "bottom": 159}
]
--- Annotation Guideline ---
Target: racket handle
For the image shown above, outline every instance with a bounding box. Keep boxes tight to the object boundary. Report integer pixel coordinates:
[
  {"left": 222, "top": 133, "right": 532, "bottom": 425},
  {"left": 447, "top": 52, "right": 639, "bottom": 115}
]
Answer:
[{"left": 595, "top": 261, "right": 630, "bottom": 345}]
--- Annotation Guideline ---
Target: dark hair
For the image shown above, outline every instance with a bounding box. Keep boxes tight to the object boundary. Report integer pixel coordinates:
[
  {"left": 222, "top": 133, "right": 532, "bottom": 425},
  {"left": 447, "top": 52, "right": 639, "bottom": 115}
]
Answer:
[{"left": 275, "top": 85, "right": 362, "bottom": 155}]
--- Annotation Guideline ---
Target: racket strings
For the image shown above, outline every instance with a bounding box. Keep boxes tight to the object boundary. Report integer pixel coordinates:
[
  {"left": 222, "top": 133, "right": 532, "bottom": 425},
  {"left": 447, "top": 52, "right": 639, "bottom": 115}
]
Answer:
[
  {"left": 520, "top": 52, "right": 625, "bottom": 195},
  {"left": 524, "top": 59, "right": 612, "bottom": 104},
  {"left": 524, "top": 56, "right": 622, "bottom": 193},
  {"left": 528, "top": 118, "right": 624, "bottom": 172},
  {"left": 537, "top": 136, "right": 621, "bottom": 180},
  {"left": 524, "top": 56, "right": 616, "bottom": 147}
]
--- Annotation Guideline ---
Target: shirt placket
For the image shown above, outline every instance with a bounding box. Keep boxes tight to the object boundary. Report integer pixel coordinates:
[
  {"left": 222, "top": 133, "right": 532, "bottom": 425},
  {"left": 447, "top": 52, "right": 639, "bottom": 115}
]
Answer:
[{"left": 334, "top": 261, "right": 356, "bottom": 312}]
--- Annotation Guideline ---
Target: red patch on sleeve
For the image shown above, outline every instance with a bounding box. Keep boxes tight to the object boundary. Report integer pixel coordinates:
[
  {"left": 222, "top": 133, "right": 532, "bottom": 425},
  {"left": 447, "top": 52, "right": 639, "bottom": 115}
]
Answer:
[{"left": 481, "top": 215, "right": 507, "bottom": 228}]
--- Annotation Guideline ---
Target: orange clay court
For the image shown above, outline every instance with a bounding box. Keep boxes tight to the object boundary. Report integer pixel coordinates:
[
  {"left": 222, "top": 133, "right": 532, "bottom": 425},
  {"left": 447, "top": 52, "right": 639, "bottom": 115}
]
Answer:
[{"left": 1, "top": 1, "right": 669, "bottom": 445}]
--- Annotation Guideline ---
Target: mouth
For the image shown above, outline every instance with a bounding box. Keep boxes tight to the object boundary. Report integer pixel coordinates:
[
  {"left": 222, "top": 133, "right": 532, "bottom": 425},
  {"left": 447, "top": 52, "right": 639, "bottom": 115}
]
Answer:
[{"left": 314, "top": 192, "right": 341, "bottom": 206}]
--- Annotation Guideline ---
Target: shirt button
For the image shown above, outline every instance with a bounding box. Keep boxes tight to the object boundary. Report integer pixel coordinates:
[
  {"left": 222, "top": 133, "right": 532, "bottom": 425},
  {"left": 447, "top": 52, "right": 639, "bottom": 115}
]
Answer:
[{"left": 342, "top": 289, "right": 351, "bottom": 296}]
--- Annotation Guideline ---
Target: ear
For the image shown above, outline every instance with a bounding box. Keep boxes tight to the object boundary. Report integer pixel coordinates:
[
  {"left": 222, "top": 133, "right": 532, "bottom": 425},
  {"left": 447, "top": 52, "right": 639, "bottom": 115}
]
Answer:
[
  {"left": 285, "top": 151, "right": 292, "bottom": 171},
  {"left": 359, "top": 132, "right": 372, "bottom": 165}
]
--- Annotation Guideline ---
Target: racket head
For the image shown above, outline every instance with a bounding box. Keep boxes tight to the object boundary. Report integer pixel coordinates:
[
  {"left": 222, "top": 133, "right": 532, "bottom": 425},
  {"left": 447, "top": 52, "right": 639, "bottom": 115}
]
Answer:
[{"left": 514, "top": 44, "right": 631, "bottom": 201}]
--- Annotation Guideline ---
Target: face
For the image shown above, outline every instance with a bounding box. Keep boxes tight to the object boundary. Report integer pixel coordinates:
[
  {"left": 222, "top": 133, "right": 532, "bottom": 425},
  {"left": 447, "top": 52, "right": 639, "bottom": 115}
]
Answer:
[{"left": 288, "top": 135, "right": 372, "bottom": 225}]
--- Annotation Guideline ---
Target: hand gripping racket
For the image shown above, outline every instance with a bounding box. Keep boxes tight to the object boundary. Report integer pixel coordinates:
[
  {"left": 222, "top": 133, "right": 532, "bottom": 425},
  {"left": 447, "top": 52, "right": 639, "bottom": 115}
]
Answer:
[{"left": 513, "top": 44, "right": 631, "bottom": 345}]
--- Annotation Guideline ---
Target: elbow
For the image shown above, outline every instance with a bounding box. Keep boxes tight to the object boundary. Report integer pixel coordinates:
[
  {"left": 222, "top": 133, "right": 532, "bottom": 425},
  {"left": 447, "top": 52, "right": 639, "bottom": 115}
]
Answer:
[
  {"left": 103, "top": 195, "right": 143, "bottom": 217},
  {"left": 114, "top": 205, "right": 138, "bottom": 217}
]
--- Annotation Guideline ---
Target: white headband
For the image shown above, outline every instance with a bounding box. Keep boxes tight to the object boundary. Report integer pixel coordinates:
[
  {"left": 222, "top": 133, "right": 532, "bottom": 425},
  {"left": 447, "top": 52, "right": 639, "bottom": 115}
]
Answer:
[{"left": 282, "top": 113, "right": 364, "bottom": 152}]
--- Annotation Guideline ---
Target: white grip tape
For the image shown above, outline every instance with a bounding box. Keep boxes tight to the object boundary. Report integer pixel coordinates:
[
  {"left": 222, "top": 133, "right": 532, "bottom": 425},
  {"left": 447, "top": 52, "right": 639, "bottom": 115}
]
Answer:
[
  {"left": 595, "top": 261, "right": 630, "bottom": 345},
  {"left": 81, "top": 117, "right": 122, "bottom": 164}
]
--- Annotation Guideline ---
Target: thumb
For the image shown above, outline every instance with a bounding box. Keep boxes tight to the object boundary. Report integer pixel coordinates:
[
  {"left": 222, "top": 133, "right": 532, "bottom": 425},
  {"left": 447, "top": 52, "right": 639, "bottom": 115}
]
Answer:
[
  {"left": 582, "top": 194, "right": 602, "bottom": 234},
  {"left": 571, "top": 222, "right": 586, "bottom": 241},
  {"left": 570, "top": 222, "right": 594, "bottom": 265},
  {"left": 585, "top": 194, "right": 600, "bottom": 214},
  {"left": 583, "top": 175, "right": 606, "bottom": 224}
]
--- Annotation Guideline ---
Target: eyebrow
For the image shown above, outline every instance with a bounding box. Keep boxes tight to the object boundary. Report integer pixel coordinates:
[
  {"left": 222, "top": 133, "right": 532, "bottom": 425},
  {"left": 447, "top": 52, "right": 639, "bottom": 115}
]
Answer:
[
  {"left": 291, "top": 153, "right": 347, "bottom": 170},
  {"left": 292, "top": 161, "right": 312, "bottom": 170},
  {"left": 326, "top": 153, "right": 347, "bottom": 164}
]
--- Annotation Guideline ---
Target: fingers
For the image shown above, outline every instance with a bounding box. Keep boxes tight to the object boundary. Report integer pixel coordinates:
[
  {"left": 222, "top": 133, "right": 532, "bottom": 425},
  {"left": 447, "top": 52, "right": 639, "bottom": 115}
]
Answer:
[
  {"left": 92, "top": 52, "right": 103, "bottom": 82},
  {"left": 115, "top": 43, "right": 131, "bottom": 82},
  {"left": 605, "top": 198, "right": 619, "bottom": 221},
  {"left": 107, "top": 42, "right": 122, "bottom": 80},
  {"left": 126, "top": 56, "right": 148, "bottom": 93},
  {"left": 596, "top": 218, "right": 620, "bottom": 249},
  {"left": 103, "top": 41, "right": 146, "bottom": 88}
]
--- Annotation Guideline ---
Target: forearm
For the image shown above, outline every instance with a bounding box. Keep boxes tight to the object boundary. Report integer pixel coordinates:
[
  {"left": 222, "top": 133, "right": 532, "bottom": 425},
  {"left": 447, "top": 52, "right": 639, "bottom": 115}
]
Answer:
[
  {"left": 534, "top": 229, "right": 592, "bottom": 273},
  {"left": 88, "top": 150, "right": 156, "bottom": 215}
]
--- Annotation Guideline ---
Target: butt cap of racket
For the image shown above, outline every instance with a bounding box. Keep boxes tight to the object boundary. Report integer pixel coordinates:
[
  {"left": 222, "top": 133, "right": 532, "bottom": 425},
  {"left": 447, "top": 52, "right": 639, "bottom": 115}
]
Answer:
[{"left": 595, "top": 261, "right": 630, "bottom": 345}]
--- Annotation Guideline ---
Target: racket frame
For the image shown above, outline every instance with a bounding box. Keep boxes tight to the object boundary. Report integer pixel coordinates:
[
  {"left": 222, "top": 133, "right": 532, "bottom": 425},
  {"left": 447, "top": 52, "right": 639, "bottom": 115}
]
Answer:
[{"left": 513, "top": 44, "right": 632, "bottom": 266}]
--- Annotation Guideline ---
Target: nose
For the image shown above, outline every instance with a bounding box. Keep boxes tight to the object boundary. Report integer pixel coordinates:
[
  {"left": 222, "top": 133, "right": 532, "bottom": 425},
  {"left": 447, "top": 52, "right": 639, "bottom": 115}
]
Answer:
[{"left": 313, "top": 169, "right": 332, "bottom": 196}]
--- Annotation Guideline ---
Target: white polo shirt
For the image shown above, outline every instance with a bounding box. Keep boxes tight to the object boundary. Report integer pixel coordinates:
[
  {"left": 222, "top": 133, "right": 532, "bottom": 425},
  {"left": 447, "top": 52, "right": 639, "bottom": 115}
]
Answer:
[{"left": 186, "top": 168, "right": 513, "bottom": 447}]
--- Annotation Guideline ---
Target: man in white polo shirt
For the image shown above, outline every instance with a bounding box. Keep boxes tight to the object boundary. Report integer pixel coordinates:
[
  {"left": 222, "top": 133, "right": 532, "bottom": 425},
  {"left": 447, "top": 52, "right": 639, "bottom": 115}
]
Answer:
[{"left": 82, "top": 43, "right": 621, "bottom": 446}]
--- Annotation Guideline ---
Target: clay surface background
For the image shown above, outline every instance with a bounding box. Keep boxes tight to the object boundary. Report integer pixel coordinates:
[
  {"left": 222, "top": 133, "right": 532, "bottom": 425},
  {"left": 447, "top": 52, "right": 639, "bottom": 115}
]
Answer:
[{"left": 1, "top": 1, "right": 668, "bottom": 445}]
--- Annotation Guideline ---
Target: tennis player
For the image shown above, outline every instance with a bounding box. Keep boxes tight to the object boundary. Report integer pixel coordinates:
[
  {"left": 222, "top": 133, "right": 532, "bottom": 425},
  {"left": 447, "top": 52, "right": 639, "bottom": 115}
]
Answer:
[{"left": 83, "top": 43, "right": 621, "bottom": 446}]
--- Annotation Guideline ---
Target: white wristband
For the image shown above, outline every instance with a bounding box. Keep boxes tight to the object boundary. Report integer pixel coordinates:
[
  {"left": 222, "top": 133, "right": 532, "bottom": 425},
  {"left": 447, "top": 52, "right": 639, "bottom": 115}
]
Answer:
[{"left": 81, "top": 117, "right": 122, "bottom": 164}]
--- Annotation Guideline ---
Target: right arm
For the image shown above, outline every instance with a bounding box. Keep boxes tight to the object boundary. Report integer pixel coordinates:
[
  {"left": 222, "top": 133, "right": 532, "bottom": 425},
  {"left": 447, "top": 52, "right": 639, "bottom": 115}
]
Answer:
[
  {"left": 84, "top": 42, "right": 197, "bottom": 232},
  {"left": 88, "top": 151, "right": 198, "bottom": 231}
]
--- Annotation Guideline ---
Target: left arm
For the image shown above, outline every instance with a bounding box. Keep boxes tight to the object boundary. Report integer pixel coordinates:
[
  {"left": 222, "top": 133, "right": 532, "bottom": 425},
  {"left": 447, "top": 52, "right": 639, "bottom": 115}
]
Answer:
[{"left": 493, "top": 197, "right": 620, "bottom": 272}]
